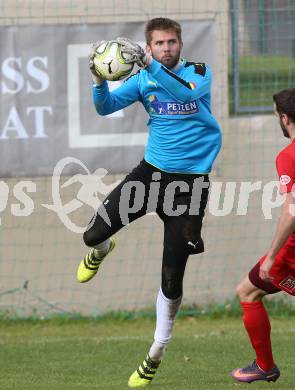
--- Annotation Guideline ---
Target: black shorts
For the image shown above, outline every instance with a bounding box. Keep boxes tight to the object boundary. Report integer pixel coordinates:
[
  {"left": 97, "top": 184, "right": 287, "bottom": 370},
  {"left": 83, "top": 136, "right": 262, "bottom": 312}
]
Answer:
[{"left": 84, "top": 159, "right": 209, "bottom": 255}]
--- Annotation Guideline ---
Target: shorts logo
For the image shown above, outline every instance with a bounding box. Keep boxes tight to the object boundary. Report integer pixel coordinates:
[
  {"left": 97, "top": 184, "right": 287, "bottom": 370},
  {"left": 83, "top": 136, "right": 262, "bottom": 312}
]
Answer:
[
  {"left": 280, "top": 175, "right": 291, "bottom": 185},
  {"left": 278, "top": 276, "right": 295, "bottom": 294},
  {"left": 188, "top": 240, "right": 199, "bottom": 249},
  {"left": 149, "top": 95, "right": 199, "bottom": 115}
]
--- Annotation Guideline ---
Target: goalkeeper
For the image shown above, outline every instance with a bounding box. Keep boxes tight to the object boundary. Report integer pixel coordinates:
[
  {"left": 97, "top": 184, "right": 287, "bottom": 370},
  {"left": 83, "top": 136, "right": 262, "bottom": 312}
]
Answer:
[{"left": 77, "top": 17, "right": 222, "bottom": 388}]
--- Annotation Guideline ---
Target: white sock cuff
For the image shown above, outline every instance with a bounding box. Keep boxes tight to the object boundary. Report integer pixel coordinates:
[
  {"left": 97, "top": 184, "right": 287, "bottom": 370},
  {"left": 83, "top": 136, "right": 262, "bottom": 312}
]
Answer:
[
  {"left": 93, "top": 238, "right": 110, "bottom": 251},
  {"left": 93, "top": 239, "right": 110, "bottom": 258},
  {"left": 159, "top": 288, "right": 182, "bottom": 304},
  {"left": 149, "top": 340, "right": 167, "bottom": 361}
]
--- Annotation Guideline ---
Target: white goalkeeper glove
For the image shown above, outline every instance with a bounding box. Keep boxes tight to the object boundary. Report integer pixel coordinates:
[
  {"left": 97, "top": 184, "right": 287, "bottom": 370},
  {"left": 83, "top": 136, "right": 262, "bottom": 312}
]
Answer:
[
  {"left": 116, "top": 37, "right": 151, "bottom": 68},
  {"left": 89, "top": 41, "right": 105, "bottom": 85}
]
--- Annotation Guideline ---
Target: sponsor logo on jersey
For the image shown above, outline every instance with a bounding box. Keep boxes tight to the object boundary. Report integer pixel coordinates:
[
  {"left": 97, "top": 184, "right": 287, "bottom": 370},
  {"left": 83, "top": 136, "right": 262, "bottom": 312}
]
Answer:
[
  {"left": 148, "top": 95, "right": 199, "bottom": 115},
  {"left": 280, "top": 175, "right": 291, "bottom": 185},
  {"left": 189, "top": 82, "right": 197, "bottom": 89}
]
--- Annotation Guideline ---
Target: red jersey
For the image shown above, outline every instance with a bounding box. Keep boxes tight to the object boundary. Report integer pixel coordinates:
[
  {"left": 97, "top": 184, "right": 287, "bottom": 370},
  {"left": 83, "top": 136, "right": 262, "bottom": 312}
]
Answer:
[
  {"left": 276, "top": 139, "right": 295, "bottom": 250},
  {"left": 261, "top": 139, "right": 295, "bottom": 295}
]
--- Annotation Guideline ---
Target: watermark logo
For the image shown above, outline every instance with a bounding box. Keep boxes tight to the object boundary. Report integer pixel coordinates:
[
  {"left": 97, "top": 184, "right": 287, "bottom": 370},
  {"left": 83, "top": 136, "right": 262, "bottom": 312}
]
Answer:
[
  {"left": 0, "top": 157, "right": 293, "bottom": 232},
  {"left": 42, "top": 157, "right": 120, "bottom": 233}
]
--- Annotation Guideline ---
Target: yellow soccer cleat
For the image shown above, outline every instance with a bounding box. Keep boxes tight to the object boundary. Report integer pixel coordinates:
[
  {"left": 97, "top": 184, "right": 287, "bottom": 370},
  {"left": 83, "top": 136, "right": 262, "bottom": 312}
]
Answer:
[
  {"left": 77, "top": 238, "right": 115, "bottom": 283},
  {"left": 128, "top": 355, "right": 160, "bottom": 388}
]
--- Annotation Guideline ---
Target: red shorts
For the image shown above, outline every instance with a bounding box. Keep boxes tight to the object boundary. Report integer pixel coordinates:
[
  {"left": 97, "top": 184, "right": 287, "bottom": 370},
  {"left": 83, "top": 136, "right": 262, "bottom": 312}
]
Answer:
[{"left": 249, "top": 246, "right": 295, "bottom": 296}]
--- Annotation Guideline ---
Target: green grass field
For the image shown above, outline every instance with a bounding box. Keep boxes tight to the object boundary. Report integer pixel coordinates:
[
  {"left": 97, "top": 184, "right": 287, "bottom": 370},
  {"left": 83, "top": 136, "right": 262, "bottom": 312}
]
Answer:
[{"left": 1, "top": 316, "right": 294, "bottom": 389}]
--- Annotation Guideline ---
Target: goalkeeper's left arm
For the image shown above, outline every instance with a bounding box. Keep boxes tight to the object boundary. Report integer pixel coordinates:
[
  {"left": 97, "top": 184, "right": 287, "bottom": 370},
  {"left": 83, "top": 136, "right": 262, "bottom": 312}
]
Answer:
[{"left": 145, "top": 59, "right": 212, "bottom": 103}]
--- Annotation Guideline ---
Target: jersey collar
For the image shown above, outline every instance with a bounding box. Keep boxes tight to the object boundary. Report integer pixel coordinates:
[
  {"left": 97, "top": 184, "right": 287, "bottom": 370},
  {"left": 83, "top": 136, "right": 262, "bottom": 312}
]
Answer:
[{"left": 170, "top": 57, "right": 186, "bottom": 73}]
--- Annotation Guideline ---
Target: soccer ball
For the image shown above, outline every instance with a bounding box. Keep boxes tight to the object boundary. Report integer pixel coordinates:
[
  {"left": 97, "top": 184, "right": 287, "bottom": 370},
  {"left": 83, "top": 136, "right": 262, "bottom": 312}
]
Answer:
[{"left": 93, "top": 41, "right": 134, "bottom": 81}]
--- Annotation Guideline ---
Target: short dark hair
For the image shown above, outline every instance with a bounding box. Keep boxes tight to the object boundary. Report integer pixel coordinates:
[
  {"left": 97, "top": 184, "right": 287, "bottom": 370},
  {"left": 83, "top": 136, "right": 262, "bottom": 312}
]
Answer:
[
  {"left": 145, "top": 17, "right": 182, "bottom": 45},
  {"left": 273, "top": 89, "right": 295, "bottom": 123}
]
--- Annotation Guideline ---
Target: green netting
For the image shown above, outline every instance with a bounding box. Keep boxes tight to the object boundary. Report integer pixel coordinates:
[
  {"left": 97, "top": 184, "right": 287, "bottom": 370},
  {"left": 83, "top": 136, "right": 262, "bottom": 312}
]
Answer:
[{"left": 230, "top": 0, "right": 295, "bottom": 113}]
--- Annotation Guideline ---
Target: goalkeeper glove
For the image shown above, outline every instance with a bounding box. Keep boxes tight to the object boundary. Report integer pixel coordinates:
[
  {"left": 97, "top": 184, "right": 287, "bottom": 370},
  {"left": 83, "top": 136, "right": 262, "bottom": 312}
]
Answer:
[
  {"left": 89, "top": 41, "right": 105, "bottom": 85},
  {"left": 116, "top": 37, "right": 151, "bottom": 68}
]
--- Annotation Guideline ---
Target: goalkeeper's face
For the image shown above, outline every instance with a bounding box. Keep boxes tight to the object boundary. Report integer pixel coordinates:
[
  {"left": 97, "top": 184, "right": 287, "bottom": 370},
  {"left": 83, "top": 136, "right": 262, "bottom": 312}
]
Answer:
[{"left": 147, "top": 29, "right": 183, "bottom": 69}]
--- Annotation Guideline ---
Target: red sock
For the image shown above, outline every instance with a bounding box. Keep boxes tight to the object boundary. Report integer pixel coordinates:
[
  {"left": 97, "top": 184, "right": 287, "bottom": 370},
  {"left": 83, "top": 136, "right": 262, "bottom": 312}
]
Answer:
[{"left": 241, "top": 301, "right": 274, "bottom": 371}]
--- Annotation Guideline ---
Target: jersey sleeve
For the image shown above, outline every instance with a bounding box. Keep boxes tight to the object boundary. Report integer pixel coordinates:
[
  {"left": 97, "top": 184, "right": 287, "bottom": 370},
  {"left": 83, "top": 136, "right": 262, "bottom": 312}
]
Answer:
[
  {"left": 146, "top": 59, "right": 211, "bottom": 103},
  {"left": 92, "top": 74, "right": 141, "bottom": 115},
  {"left": 276, "top": 152, "right": 295, "bottom": 193}
]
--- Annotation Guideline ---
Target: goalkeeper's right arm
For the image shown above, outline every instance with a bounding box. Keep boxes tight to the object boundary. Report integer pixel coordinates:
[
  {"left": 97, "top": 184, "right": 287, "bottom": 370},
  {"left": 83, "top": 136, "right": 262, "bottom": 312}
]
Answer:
[{"left": 92, "top": 74, "right": 141, "bottom": 116}]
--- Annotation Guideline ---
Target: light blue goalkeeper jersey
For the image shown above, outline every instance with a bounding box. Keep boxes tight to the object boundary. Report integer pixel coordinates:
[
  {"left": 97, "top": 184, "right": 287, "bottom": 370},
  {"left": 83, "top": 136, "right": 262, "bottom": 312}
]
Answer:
[{"left": 92, "top": 58, "right": 222, "bottom": 174}]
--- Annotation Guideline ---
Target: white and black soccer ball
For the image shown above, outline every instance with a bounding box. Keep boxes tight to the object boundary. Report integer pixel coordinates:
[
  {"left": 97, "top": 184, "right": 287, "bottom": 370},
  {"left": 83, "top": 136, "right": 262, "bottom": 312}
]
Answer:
[{"left": 93, "top": 41, "right": 134, "bottom": 81}]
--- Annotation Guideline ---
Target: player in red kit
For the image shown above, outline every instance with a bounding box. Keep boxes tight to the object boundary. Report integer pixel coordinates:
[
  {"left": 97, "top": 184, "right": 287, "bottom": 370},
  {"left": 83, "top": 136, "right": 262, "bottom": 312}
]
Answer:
[{"left": 231, "top": 88, "right": 295, "bottom": 384}]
